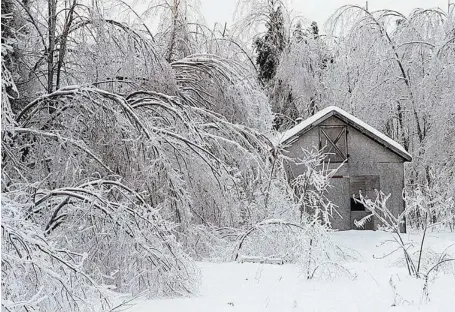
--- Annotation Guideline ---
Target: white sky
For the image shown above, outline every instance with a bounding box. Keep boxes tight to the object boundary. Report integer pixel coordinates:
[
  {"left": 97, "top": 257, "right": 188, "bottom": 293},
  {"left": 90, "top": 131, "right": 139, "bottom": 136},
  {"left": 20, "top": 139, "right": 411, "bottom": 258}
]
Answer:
[{"left": 200, "top": 0, "right": 451, "bottom": 28}]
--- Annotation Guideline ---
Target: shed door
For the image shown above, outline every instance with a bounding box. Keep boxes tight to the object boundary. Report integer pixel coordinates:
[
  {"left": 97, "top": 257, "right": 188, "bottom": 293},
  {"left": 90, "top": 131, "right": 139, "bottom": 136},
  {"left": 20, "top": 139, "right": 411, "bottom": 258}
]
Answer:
[
  {"left": 349, "top": 175, "right": 380, "bottom": 230},
  {"left": 319, "top": 126, "right": 347, "bottom": 163}
]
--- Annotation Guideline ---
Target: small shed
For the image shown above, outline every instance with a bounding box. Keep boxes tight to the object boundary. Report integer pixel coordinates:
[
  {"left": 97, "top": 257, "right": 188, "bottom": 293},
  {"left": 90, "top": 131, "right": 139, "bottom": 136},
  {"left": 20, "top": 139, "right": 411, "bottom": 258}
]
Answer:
[{"left": 279, "top": 106, "right": 412, "bottom": 231}]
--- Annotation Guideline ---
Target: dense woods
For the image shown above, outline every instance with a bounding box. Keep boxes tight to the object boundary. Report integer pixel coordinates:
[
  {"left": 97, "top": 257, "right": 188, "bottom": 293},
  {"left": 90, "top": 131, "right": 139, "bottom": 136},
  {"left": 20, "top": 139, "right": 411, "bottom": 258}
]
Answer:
[{"left": 1, "top": 0, "right": 454, "bottom": 311}]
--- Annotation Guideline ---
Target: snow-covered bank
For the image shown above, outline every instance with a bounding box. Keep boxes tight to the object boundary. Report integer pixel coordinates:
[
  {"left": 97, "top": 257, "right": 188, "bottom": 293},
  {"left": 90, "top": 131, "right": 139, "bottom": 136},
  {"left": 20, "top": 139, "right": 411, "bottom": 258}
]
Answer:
[{"left": 128, "top": 231, "right": 455, "bottom": 312}]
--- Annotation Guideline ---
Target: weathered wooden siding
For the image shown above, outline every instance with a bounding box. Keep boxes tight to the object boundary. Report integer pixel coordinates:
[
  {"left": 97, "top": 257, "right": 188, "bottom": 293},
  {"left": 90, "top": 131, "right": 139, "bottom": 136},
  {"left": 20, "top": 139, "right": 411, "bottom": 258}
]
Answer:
[{"left": 283, "top": 116, "right": 406, "bottom": 230}]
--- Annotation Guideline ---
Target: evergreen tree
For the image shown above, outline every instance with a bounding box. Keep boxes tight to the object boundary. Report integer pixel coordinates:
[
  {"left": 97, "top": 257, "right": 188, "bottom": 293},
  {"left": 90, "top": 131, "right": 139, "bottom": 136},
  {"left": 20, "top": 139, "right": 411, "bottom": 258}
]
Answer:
[{"left": 253, "top": 5, "right": 286, "bottom": 83}]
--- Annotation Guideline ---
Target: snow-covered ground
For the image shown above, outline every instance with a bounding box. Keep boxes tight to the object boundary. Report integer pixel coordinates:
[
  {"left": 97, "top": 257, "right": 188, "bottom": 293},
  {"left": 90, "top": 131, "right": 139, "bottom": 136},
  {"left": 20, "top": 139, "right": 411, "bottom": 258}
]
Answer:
[{"left": 128, "top": 231, "right": 455, "bottom": 312}]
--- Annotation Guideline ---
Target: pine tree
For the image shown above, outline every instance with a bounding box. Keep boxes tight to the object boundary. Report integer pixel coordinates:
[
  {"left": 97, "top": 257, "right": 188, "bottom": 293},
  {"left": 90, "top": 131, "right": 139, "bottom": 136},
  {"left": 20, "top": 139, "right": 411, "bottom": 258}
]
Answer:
[{"left": 254, "top": 5, "right": 286, "bottom": 83}]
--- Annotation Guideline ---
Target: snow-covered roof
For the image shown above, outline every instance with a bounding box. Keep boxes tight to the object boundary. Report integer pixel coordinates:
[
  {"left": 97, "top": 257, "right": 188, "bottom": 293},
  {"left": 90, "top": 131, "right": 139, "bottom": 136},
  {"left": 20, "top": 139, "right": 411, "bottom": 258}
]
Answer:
[{"left": 277, "top": 106, "right": 412, "bottom": 162}]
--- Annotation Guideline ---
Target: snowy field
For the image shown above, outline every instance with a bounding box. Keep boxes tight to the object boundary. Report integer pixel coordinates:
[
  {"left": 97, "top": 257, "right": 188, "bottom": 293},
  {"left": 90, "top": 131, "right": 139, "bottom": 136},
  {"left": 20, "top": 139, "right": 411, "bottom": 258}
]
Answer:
[{"left": 127, "top": 231, "right": 455, "bottom": 312}]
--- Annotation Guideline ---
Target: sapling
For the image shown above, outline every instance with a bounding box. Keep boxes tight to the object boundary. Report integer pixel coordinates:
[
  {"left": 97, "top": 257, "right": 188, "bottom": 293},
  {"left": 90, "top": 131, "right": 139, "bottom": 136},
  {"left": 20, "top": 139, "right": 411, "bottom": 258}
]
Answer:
[{"left": 355, "top": 191, "right": 454, "bottom": 280}]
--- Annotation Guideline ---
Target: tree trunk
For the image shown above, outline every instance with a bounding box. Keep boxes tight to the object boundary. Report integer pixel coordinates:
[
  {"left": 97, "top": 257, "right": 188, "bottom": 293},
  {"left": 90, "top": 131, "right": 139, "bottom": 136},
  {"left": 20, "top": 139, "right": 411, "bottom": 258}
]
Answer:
[
  {"left": 47, "top": 0, "right": 57, "bottom": 94},
  {"left": 56, "top": 0, "right": 77, "bottom": 90}
]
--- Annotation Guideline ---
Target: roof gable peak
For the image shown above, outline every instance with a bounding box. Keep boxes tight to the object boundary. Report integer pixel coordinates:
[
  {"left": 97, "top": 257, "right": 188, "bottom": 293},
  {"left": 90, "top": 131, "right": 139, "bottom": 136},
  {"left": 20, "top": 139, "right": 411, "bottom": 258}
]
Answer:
[{"left": 278, "top": 106, "right": 412, "bottom": 162}]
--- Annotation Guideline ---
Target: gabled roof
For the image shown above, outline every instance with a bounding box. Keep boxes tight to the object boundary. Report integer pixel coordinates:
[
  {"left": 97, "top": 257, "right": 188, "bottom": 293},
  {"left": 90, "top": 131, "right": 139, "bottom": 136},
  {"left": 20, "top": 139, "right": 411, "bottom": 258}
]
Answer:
[{"left": 278, "top": 106, "right": 412, "bottom": 162}]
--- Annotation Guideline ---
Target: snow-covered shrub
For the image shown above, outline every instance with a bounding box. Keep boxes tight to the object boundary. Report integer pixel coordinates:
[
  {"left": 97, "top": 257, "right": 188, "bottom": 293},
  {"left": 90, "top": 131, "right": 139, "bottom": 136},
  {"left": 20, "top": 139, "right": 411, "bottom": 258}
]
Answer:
[
  {"left": 1, "top": 182, "right": 199, "bottom": 311},
  {"left": 233, "top": 217, "right": 347, "bottom": 280},
  {"left": 288, "top": 147, "right": 341, "bottom": 226},
  {"left": 229, "top": 146, "right": 345, "bottom": 279},
  {"left": 355, "top": 191, "right": 455, "bottom": 279},
  {"left": 1, "top": 81, "right": 274, "bottom": 309},
  {"left": 2, "top": 188, "right": 104, "bottom": 312},
  {"left": 405, "top": 178, "right": 455, "bottom": 231},
  {"left": 1, "top": 85, "right": 203, "bottom": 308},
  {"left": 234, "top": 219, "right": 309, "bottom": 263},
  {"left": 184, "top": 225, "right": 242, "bottom": 262}
]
